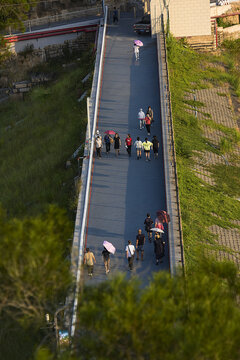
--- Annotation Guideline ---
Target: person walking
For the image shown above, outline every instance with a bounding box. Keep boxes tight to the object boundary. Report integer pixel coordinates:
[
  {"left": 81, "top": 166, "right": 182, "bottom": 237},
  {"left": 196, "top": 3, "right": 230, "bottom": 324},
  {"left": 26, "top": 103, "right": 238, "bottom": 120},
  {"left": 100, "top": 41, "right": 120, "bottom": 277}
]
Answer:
[
  {"left": 95, "top": 129, "right": 102, "bottom": 140},
  {"left": 154, "top": 233, "right": 165, "bottom": 265},
  {"left": 95, "top": 136, "right": 102, "bottom": 159},
  {"left": 113, "top": 7, "right": 118, "bottom": 23},
  {"left": 125, "top": 134, "right": 132, "bottom": 157},
  {"left": 102, "top": 247, "right": 110, "bottom": 274},
  {"left": 144, "top": 213, "right": 154, "bottom": 243},
  {"left": 125, "top": 240, "right": 135, "bottom": 271},
  {"left": 133, "top": 44, "right": 140, "bottom": 60},
  {"left": 114, "top": 133, "right": 121, "bottom": 157},
  {"left": 136, "top": 229, "right": 145, "bottom": 261},
  {"left": 145, "top": 113, "right": 151, "bottom": 135},
  {"left": 146, "top": 106, "right": 154, "bottom": 125},
  {"left": 142, "top": 137, "right": 153, "bottom": 161},
  {"left": 138, "top": 108, "right": 145, "bottom": 130},
  {"left": 104, "top": 133, "right": 111, "bottom": 155},
  {"left": 152, "top": 135, "right": 159, "bottom": 159},
  {"left": 134, "top": 137, "right": 143, "bottom": 160},
  {"left": 84, "top": 248, "right": 96, "bottom": 277}
]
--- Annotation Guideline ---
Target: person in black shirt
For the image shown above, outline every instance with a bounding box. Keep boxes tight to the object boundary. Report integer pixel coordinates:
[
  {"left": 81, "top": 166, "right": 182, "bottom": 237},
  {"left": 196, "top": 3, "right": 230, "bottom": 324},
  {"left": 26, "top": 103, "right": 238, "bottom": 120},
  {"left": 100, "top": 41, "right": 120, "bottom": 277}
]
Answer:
[
  {"left": 152, "top": 135, "right": 159, "bottom": 159},
  {"left": 144, "top": 213, "right": 154, "bottom": 243},
  {"left": 102, "top": 248, "right": 110, "bottom": 274},
  {"left": 136, "top": 229, "right": 145, "bottom": 261}
]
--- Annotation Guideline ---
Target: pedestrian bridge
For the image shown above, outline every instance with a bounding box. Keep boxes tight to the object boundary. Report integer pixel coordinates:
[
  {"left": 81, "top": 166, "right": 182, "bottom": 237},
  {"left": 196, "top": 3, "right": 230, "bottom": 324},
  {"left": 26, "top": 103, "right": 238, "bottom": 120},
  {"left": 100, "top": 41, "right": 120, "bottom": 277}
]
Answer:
[
  {"left": 70, "top": 9, "right": 184, "bottom": 336},
  {"left": 84, "top": 18, "right": 168, "bottom": 284}
]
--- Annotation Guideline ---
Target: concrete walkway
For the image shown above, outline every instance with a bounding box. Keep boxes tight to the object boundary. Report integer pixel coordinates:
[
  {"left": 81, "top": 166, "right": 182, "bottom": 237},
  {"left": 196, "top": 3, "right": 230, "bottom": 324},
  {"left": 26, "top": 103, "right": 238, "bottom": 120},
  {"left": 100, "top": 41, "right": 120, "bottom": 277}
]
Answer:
[{"left": 84, "top": 18, "right": 169, "bottom": 285}]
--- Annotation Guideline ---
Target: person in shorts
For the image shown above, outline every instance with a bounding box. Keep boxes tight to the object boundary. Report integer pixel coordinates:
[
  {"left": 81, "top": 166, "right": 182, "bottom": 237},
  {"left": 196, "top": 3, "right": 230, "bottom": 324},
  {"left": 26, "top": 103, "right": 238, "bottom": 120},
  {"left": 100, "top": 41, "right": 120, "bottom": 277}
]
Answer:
[
  {"left": 134, "top": 136, "right": 143, "bottom": 160},
  {"left": 144, "top": 213, "right": 154, "bottom": 243},
  {"left": 84, "top": 248, "right": 96, "bottom": 277},
  {"left": 102, "top": 247, "right": 110, "bottom": 274},
  {"left": 136, "top": 229, "right": 145, "bottom": 261},
  {"left": 142, "top": 137, "right": 153, "bottom": 161},
  {"left": 152, "top": 135, "right": 159, "bottom": 159},
  {"left": 138, "top": 108, "right": 145, "bottom": 130}
]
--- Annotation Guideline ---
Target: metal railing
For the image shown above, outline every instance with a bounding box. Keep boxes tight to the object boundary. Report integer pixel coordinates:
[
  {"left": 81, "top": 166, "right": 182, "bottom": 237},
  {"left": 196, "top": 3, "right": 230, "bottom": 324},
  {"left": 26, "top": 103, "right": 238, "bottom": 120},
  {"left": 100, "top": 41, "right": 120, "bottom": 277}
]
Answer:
[{"left": 69, "top": 5, "right": 108, "bottom": 339}]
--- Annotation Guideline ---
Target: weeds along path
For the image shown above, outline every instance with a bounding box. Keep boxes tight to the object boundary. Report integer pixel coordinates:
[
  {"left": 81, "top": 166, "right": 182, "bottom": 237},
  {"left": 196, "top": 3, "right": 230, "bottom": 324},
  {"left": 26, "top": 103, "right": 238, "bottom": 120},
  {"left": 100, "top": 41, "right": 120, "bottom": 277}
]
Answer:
[
  {"left": 0, "top": 53, "right": 93, "bottom": 219},
  {"left": 167, "top": 36, "right": 240, "bottom": 269}
]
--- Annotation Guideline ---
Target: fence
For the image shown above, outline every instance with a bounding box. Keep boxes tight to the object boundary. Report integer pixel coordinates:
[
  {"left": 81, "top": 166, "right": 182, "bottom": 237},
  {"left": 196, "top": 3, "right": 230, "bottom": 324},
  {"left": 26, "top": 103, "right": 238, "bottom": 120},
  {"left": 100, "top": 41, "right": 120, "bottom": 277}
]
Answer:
[{"left": 69, "top": 5, "right": 108, "bottom": 339}]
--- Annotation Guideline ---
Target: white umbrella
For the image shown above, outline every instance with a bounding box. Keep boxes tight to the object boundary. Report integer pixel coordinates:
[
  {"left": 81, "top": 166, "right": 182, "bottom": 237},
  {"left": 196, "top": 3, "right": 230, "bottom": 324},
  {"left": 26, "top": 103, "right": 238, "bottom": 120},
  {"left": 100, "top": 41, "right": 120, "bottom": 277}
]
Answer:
[
  {"left": 103, "top": 241, "right": 116, "bottom": 254},
  {"left": 151, "top": 228, "right": 164, "bottom": 233}
]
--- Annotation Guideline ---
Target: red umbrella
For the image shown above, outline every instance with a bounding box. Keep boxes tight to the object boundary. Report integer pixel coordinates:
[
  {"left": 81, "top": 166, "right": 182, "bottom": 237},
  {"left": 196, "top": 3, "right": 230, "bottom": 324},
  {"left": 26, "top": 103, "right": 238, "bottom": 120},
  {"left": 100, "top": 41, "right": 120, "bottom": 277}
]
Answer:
[
  {"left": 156, "top": 210, "right": 170, "bottom": 224},
  {"left": 104, "top": 130, "right": 116, "bottom": 135}
]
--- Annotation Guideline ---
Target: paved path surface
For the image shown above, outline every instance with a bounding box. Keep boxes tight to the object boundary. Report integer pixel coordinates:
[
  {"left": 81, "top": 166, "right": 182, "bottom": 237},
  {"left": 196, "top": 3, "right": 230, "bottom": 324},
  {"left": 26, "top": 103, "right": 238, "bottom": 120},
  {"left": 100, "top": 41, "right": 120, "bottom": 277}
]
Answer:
[{"left": 84, "top": 18, "right": 169, "bottom": 285}]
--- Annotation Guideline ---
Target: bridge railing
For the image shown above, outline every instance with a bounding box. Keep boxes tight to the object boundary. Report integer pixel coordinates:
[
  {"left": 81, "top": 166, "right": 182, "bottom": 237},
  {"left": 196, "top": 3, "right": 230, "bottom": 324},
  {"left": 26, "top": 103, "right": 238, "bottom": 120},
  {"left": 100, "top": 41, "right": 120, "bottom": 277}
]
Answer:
[{"left": 68, "top": 5, "right": 108, "bottom": 338}]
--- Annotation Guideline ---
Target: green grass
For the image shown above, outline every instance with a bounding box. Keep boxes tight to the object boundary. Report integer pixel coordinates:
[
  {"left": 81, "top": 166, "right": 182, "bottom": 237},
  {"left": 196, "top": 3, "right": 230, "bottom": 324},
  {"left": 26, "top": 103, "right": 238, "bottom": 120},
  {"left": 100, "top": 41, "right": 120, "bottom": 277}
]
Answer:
[
  {"left": 167, "top": 35, "right": 240, "bottom": 269},
  {"left": 0, "top": 52, "right": 94, "bottom": 218}
]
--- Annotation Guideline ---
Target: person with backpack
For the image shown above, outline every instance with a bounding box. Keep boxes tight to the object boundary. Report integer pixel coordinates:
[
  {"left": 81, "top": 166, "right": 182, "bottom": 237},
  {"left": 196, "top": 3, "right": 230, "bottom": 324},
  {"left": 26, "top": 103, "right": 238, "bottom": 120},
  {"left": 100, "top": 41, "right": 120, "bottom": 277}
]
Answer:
[
  {"left": 134, "top": 136, "right": 143, "bottom": 160},
  {"left": 152, "top": 135, "right": 159, "bottom": 159},
  {"left": 102, "top": 247, "right": 111, "bottom": 274},
  {"left": 144, "top": 213, "right": 154, "bottom": 243},
  {"left": 125, "top": 240, "right": 135, "bottom": 271},
  {"left": 125, "top": 134, "right": 133, "bottom": 157}
]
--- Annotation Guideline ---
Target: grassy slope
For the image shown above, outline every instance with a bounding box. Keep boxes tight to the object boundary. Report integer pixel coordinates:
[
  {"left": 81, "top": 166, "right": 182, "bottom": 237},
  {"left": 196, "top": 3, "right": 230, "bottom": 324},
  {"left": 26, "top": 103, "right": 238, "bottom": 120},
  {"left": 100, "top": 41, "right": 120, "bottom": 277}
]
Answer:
[
  {"left": 167, "top": 36, "right": 240, "bottom": 269},
  {"left": 0, "top": 53, "right": 93, "bottom": 218}
]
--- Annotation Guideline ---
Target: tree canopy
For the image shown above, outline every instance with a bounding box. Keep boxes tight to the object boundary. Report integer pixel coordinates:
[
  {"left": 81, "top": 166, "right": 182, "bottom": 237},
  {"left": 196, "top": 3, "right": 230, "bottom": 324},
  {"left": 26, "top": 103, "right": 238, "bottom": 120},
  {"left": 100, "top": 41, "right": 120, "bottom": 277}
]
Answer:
[
  {"left": 0, "top": 205, "right": 72, "bottom": 324},
  {"left": 0, "top": 0, "right": 34, "bottom": 31},
  {"left": 36, "top": 259, "right": 240, "bottom": 360}
]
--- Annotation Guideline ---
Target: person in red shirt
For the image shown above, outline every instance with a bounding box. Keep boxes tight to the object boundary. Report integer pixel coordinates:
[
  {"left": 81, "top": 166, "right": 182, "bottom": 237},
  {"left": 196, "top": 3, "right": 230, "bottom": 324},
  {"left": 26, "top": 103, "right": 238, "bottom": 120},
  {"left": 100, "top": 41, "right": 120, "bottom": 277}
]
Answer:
[
  {"left": 145, "top": 114, "right": 151, "bottom": 135},
  {"left": 125, "top": 134, "right": 133, "bottom": 157}
]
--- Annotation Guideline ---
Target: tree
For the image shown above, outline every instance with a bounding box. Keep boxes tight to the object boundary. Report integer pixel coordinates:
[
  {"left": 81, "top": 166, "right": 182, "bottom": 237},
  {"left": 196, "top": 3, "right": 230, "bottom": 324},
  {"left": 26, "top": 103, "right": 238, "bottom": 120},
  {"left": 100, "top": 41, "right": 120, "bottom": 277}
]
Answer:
[
  {"left": 0, "top": 0, "right": 35, "bottom": 31},
  {"left": 0, "top": 205, "right": 73, "bottom": 324},
  {"left": 36, "top": 259, "right": 240, "bottom": 360}
]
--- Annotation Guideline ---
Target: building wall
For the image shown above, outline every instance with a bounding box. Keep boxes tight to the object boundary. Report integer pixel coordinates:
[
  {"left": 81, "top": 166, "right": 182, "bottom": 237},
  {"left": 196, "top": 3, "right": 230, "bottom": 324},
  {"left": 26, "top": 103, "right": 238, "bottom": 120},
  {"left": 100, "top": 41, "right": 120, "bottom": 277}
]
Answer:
[{"left": 169, "top": 0, "right": 211, "bottom": 37}]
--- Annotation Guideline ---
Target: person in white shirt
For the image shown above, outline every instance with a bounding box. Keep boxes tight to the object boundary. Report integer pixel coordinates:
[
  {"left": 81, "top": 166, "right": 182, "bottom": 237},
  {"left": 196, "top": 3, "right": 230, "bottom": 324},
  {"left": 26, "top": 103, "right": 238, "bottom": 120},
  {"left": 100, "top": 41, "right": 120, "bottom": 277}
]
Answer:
[
  {"left": 134, "top": 136, "right": 143, "bottom": 160},
  {"left": 133, "top": 44, "right": 140, "bottom": 60},
  {"left": 125, "top": 240, "right": 135, "bottom": 270},
  {"left": 95, "top": 129, "right": 102, "bottom": 140},
  {"left": 138, "top": 108, "right": 145, "bottom": 130}
]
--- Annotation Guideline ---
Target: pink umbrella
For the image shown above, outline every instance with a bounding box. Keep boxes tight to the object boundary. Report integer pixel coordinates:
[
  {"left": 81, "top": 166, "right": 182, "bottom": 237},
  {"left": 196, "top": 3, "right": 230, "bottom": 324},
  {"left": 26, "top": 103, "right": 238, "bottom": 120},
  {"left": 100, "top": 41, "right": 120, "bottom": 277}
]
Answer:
[
  {"left": 104, "top": 130, "right": 116, "bottom": 135},
  {"left": 134, "top": 40, "right": 143, "bottom": 47},
  {"left": 103, "top": 241, "right": 116, "bottom": 254}
]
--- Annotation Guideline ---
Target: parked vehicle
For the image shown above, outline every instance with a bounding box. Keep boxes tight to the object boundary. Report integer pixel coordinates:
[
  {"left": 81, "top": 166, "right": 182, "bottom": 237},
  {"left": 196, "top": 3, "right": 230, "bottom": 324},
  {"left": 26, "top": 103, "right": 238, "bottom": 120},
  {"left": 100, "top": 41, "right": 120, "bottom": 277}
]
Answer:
[{"left": 133, "top": 14, "right": 151, "bottom": 35}]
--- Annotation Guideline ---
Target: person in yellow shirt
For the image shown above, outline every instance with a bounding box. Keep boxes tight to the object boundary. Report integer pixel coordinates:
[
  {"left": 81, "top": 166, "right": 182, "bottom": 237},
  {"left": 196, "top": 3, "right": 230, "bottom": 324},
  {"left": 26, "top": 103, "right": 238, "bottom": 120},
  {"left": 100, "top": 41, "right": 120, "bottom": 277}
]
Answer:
[{"left": 142, "top": 137, "right": 153, "bottom": 161}]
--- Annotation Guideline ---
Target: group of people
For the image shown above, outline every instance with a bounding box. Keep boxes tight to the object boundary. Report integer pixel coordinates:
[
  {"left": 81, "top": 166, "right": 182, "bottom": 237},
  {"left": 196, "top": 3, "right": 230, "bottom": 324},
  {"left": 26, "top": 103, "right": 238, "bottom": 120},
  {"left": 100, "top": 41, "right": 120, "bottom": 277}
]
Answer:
[
  {"left": 84, "top": 211, "right": 168, "bottom": 276},
  {"left": 126, "top": 213, "right": 166, "bottom": 271},
  {"left": 95, "top": 106, "right": 158, "bottom": 161},
  {"left": 138, "top": 106, "right": 154, "bottom": 135}
]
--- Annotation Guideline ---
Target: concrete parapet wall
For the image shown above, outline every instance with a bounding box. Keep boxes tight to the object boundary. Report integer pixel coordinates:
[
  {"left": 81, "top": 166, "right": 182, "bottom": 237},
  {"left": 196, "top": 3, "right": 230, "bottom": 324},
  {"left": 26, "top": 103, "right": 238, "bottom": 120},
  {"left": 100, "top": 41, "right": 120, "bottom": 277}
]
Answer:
[{"left": 156, "top": 32, "right": 185, "bottom": 275}]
